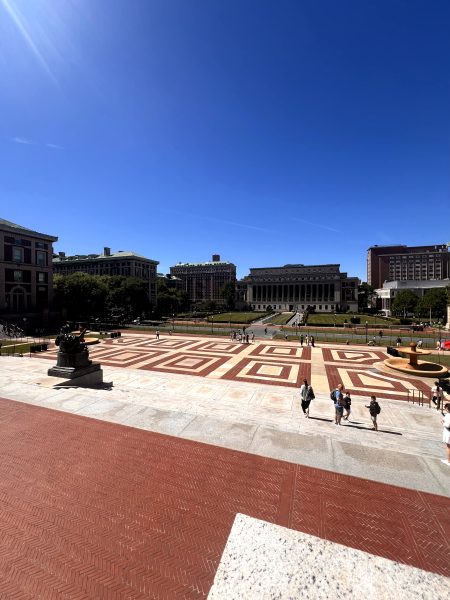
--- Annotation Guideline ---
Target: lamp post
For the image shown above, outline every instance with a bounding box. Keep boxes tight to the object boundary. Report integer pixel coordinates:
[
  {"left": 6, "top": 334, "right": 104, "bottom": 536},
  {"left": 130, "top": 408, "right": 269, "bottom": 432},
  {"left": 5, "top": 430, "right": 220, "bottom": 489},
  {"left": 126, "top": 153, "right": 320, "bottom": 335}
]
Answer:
[
  {"left": 172, "top": 313, "right": 175, "bottom": 333},
  {"left": 365, "top": 321, "right": 368, "bottom": 344},
  {"left": 211, "top": 315, "right": 214, "bottom": 334}
]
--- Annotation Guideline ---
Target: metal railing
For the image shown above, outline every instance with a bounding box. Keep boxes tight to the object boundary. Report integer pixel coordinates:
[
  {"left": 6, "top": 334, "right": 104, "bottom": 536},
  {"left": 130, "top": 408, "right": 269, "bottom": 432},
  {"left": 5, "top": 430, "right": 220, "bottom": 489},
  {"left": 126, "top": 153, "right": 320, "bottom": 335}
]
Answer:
[{"left": 406, "top": 389, "right": 430, "bottom": 407}]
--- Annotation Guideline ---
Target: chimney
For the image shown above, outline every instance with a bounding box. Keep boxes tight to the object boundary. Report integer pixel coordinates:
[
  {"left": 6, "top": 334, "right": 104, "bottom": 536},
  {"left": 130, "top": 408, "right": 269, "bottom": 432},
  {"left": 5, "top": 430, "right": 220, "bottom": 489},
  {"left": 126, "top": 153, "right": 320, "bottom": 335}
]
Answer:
[
  {"left": 212, "top": 254, "right": 220, "bottom": 262},
  {"left": 104, "top": 247, "right": 111, "bottom": 257},
  {"left": 58, "top": 251, "right": 65, "bottom": 258}
]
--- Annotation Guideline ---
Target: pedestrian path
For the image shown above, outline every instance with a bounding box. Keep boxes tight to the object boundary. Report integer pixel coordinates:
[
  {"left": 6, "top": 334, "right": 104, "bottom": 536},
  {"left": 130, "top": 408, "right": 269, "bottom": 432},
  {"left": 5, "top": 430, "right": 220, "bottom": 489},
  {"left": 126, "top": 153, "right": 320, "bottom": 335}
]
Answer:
[{"left": 1, "top": 354, "right": 448, "bottom": 495}]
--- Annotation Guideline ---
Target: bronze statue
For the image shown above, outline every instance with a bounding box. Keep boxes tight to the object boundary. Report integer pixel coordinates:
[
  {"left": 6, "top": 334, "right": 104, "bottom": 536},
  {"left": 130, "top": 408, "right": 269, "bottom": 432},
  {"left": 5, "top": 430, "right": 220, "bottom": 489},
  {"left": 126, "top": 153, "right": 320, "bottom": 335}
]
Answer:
[{"left": 55, "top": 325, "right": 89, "bottom": 355}]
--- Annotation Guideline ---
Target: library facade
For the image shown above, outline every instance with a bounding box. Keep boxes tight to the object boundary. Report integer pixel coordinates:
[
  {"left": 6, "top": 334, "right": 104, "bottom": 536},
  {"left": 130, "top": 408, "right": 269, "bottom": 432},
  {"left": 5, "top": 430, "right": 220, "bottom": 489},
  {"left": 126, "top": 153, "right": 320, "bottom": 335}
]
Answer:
[{"left": 244, "top": 264, "right": 359, "bottom": 313}]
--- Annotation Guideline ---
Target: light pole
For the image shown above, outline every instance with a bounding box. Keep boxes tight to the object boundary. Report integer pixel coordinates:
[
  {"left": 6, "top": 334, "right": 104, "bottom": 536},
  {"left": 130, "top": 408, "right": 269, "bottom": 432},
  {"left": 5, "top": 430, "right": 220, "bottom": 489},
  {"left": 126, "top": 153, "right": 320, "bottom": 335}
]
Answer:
[
  {"left": 211, "top": 315, "right": 214, "bottom": 334},
  {"left": 172, "top": 313, "right": 175, "bottom": 333},
  {"left": 365, "top": 321, "right": 368, "bottom": 344}
]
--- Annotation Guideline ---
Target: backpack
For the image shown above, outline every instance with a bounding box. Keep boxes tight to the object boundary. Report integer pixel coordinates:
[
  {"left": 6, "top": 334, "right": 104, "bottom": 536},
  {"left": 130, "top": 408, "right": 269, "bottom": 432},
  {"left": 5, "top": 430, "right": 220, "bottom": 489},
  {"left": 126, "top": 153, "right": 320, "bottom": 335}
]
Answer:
[
  {"left": 374, "top": 402, "right": 381, "bottom": 415},
  {"left": 307, "top": 387, "right": 315, "bottom": 401},
  {"left": 330, "top": 390, "right": 336, "bottom": 402}
]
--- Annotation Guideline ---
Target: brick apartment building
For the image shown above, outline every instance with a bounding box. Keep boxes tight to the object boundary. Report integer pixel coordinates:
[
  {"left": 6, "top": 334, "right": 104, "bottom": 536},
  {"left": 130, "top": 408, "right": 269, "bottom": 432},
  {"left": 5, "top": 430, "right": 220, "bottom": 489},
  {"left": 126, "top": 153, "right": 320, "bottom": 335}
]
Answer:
[
  {"left": 367, "top": 244, "right": 449, "bottom": 288},
  {"left": 0, "top": 218, "right": 58, "bottom": 320}
]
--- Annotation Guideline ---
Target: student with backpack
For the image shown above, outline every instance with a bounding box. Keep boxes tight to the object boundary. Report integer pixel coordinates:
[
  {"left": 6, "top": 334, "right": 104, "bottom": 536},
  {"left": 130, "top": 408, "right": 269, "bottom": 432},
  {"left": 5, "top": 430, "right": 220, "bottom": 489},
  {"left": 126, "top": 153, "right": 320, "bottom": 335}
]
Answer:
[
  {"left": 366, "top": 396, "right": 381, "bottom": 431},
  {"left": 330, "top": 383, "right": 345, "bottom": 425}
]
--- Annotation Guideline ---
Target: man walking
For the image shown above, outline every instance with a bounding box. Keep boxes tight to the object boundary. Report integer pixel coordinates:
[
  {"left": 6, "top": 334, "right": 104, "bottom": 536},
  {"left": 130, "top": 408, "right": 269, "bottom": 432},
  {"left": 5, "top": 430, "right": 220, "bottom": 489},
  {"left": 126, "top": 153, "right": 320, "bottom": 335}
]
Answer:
[
  {"left": 331, "top": 383, "right": 345, "bottom": 425},
  {"left": 366, "top": 395, "right": 381, "bottom": 431},
  {"left": 300, "top": 334, "right": 304, "bottom": 346}
]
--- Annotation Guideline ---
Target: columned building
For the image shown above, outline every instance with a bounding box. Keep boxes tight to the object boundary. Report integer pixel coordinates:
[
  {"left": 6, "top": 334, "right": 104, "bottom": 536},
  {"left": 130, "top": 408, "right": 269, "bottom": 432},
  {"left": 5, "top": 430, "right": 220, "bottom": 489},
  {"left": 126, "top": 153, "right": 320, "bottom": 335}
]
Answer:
[
  {"left": 170, "top": 255, "right": 236, "bottom": 305},
  {"left": 53, "top": 247, "right": 159, "bottom": 305},
  {"left": 245, "top": 264, "right": 359, "bottom": 312},
  {"left": 0, "top": 218, "right": 58, "bottom": 319}
]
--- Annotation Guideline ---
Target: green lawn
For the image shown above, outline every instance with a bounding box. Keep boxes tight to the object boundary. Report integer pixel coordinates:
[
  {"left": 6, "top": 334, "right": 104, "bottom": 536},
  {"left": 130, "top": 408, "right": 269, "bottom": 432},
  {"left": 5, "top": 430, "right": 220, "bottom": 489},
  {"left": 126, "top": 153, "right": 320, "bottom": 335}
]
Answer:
[
  {"left": 269, "top": 313, "right": 295, "bottom": 325},
  {"left": 306, "top": 314, "right": 399, "bottom": 325},
  {"left": 207, "top": 312, "right": 269, "bottom": 324}
]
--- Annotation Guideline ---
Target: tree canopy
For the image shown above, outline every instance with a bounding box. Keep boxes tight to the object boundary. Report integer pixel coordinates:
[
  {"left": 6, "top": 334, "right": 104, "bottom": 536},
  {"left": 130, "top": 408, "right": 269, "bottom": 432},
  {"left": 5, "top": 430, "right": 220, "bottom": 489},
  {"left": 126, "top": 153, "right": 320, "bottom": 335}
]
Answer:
[
  {"left": 416, "top": 288, "right": 448, "bottom": 319},
  {"left": 391, "top": 289, "right": 419, "bottom": 316},
  {"left": 53, "top": 273, "right": 151, "bottom": 321}
]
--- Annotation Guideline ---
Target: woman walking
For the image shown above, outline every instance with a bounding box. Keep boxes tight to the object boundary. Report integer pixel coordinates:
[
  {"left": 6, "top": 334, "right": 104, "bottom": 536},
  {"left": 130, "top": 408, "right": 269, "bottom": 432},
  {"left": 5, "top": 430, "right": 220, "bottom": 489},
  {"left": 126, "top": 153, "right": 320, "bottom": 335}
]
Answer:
[
  {"left": 300, "top": 378, "right": 314, "bottom": 418},
  {"left": 441, "top": 403, "right": 450, "bottom": 466}
]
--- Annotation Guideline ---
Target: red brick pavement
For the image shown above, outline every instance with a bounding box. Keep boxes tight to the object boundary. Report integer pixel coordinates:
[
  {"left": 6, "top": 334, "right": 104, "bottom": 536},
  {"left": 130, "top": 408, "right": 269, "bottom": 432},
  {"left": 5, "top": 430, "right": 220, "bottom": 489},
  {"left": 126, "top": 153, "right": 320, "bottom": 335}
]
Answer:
[{"left": 0, "top": 397, "right": 448, "bottom": 599}]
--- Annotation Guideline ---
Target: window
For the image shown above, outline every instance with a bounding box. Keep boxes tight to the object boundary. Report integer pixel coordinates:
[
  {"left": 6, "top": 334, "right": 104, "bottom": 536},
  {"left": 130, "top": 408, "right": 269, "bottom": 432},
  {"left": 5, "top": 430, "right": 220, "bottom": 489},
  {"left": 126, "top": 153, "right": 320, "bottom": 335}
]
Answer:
[
  {"left": 36, "top": 251, "right": 47, "bottom": 266},
  {"left": 37, "top": 272, "right": 46, "bottom": 283},
  {"left": 14, "top": 270, "right": 23, "bottom": 282},
  {"left": 13, "top": 247, "right": 23, "bottom": 262}
]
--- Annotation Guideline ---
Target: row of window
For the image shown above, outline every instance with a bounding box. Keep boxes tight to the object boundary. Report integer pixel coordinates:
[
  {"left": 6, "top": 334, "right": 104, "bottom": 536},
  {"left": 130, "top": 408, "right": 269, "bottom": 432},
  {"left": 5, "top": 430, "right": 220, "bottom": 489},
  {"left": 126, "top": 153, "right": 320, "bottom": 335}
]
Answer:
[
  {"left": 253, "top": 304, "right": 336, "bottom": 311},
  {"left": 5, "top": 269, "right": 48, "bottom": 283},
  {"left": 7, "top": 246, "right": 48, "bottom": 266}
]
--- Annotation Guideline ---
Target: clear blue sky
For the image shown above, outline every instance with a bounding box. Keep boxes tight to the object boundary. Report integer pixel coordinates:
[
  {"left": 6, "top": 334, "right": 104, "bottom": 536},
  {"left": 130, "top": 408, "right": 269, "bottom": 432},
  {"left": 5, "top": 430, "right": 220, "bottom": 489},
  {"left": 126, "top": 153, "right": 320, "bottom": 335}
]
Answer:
[{"left": 1, "top": 0, "right": 449, "bottom": 280}]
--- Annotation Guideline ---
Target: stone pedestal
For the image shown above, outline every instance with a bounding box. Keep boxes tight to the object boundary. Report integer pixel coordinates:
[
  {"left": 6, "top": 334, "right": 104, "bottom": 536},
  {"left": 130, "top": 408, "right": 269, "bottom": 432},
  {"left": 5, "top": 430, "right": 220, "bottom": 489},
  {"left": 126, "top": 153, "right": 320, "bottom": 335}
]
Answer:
[
  {"left": 446, "top": 305, "right": 450, "bottom": 331},
  {"left": 48, "top": 350, "right": 103, "bottom": 387}
]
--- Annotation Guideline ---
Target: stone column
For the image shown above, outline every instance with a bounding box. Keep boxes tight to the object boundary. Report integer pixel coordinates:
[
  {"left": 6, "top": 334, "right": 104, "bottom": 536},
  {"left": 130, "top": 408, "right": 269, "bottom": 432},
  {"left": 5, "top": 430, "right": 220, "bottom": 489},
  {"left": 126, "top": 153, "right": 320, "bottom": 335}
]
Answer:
[{"left": 446, "top": 305, "right": 450, "bottom": 331}]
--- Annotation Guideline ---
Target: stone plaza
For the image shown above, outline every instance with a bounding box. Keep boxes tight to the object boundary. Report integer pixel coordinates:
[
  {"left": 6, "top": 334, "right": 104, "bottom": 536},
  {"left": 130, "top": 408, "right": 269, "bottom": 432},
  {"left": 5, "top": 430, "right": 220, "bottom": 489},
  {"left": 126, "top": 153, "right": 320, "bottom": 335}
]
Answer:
[{"left": 0, "top": 332, "right": 449, "bottom": 598}]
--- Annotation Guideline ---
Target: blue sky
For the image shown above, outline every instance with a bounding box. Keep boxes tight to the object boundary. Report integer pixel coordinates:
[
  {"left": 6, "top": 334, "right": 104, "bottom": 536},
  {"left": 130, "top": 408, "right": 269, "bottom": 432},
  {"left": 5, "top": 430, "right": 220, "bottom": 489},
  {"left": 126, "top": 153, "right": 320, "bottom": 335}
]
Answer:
[{"left": 1, "top": 0, "right": 449, "bottom": 280}]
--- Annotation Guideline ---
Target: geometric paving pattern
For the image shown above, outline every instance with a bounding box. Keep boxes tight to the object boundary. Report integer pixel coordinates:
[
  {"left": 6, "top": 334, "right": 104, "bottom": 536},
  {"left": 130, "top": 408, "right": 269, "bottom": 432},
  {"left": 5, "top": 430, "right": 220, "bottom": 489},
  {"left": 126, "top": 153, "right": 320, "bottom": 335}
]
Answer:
[
  {"left": 35, "top": 336, "right": 436, "bottom": 398},
  {"left": 0, "top": 397, "right": 448, "bottom": 599},
  {"left": 325, "top": 363, "right": 431, "bottom": 401},
  {"left": 221, "top": 356, "right": 311, "bottom": 387},
  {"left": 322, "top": 347, "right": 387, "bottom": 365}
]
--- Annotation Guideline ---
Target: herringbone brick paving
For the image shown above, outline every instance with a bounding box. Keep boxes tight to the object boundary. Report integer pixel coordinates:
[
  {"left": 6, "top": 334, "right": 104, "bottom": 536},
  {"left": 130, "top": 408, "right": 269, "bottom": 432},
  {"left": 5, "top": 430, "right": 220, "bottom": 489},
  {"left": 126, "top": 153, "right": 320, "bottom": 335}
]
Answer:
[{"left": 0, "top": 396, "right": 448, "bottom": 599}]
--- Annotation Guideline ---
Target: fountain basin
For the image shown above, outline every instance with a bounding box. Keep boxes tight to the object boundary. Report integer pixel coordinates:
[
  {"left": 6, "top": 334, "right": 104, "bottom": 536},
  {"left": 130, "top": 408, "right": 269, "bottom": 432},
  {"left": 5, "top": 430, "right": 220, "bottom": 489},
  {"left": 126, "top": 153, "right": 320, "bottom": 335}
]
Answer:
[
  {"left": 384, "top": 357, "right": 448, "bottom": 377},
  {"left": 384, "top": 342, "right": 448, "bottom": 377}
]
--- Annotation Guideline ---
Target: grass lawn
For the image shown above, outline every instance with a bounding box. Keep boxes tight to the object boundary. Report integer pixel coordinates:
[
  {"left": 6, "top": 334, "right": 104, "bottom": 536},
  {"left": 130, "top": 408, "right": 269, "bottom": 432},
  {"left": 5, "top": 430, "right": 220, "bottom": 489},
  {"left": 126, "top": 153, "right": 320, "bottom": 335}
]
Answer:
[
  {"left": 207, "top": 312, "right": 269, "bottom": 324},
  {"left": 269, "top": 313, "right": 295, "bottom": 325},
  {"left": 422, "top": 354, "right": 450, "bottom": 368},
  {"left": 306, "top": 314, "right": 399, "bottom": 325}
]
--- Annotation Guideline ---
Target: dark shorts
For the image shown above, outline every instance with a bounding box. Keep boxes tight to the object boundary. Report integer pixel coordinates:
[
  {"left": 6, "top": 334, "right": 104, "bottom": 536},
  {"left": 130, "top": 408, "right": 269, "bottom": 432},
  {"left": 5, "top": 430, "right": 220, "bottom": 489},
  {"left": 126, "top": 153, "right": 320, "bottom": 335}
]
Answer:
[{"left": 335, "top": 406, "right": 344, "bottom": 415}]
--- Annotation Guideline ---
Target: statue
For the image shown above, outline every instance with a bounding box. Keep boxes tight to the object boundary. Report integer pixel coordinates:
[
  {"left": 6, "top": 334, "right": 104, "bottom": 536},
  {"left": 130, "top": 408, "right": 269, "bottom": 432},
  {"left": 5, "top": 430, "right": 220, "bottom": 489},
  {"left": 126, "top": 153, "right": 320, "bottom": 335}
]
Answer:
[
  {"left": 48, "top": 324, "right": 103, "bottom": 386},
  {"left": 55, "top": 325, "right": 89, "bottom": 355}
]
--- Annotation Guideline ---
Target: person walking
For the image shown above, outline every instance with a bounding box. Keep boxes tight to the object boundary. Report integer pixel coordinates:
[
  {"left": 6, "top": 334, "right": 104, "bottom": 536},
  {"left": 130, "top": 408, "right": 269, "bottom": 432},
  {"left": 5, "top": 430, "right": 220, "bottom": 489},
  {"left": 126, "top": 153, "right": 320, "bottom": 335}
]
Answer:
[
  {"left": 305, "top": 334, "right": 309, "bottom": 346},
  {"left": 300, "top": 334, "right": 304, "bottom": 346},
  {"left": 251, "top": 332, "right": 255, "bottom": 343},
  {"left": 331, "top": 383, "right": 344, "bottom": 425},
  {"left": 365, "top": 396, "right": 381, "bottom": 431},
  {"left": 431, "top": 381, "right": 444, "bottom": 410},
  {"left": 343, "top": 392, "right": 352, "bottom": 421},
  {"left": 300, "top": 378, "right": 314, "bottom": 418},
  {"left": 396, "top": 337, "right": 402, "bottom": 347},
  {"left": 441, "top": 403, "right": 450, "bottom": 465},
  {"left": 311, "top": 335, "right": 315, "bottom": 347},
  {"left": 156, "top": 330, "right": 160, "bottom": 340}
]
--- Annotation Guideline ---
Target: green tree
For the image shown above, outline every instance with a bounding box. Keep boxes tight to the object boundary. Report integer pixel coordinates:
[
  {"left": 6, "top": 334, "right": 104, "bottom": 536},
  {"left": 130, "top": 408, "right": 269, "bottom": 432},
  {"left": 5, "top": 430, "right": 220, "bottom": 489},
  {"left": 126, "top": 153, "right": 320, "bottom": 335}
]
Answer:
[
  {"left": 358, "top": 283, "right": 377, "bottom": 311},
  {"left": 416, "top": 288, "right": 448, "bottom": 319},
  {"left": 391, "top": 289, "right": 419, "bottom": 317},
  {"left": 104, "top": 276, "right": 151, "bottom": 320},
  {"left": 156, "top": 280, "right": 189, "bottom": 316},
  {"left": 53, "top": 273, "right": 108, "bottom": 320},
  {"left": 220, "top": 281, "right": 236, "bottom": 310}
]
